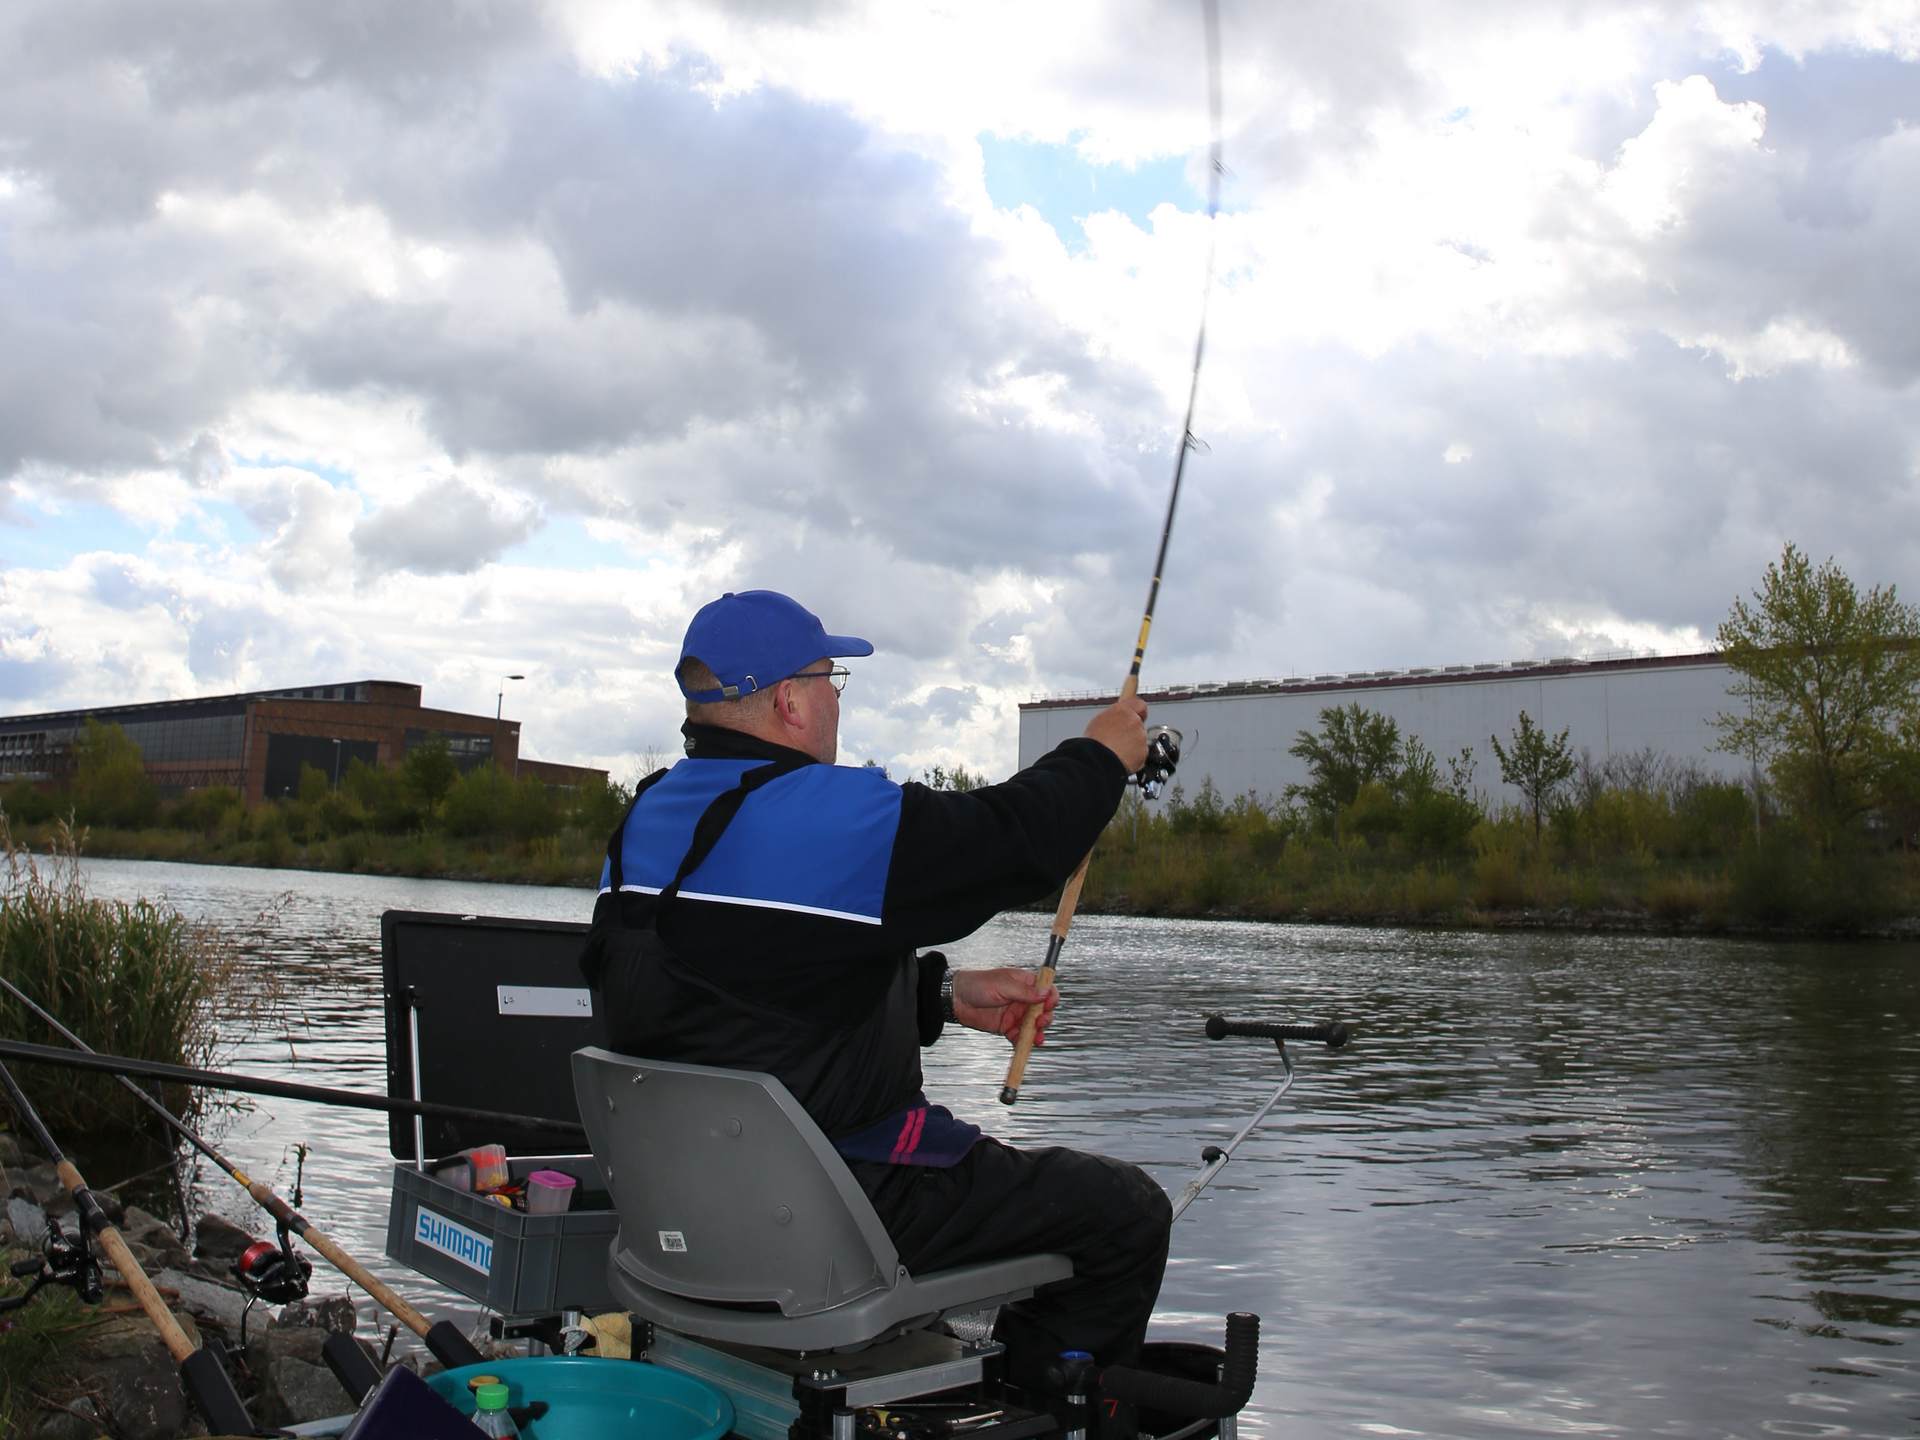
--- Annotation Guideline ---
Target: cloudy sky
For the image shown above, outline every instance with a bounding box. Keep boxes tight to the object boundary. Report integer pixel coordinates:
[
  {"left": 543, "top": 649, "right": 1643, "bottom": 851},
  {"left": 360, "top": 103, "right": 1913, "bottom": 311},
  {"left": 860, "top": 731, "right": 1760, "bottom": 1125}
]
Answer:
[{"left": 3, "top": 1, "right": 1917, "bottom": 782}]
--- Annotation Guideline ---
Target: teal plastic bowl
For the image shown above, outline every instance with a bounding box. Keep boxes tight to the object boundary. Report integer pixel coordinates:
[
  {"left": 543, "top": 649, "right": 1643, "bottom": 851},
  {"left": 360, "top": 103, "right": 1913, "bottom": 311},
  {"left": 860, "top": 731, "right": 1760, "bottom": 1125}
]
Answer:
[{"left": 425, "top": 1357, "right": 733, "bottom": 1440}]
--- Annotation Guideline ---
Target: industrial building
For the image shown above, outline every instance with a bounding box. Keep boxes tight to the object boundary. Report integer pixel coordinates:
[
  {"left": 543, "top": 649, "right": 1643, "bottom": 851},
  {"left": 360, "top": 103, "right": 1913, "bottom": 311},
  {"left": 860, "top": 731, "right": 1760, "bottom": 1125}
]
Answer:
[
  {"left": 1019, "top": 651, "right": 1754, "bottom": 808},
  {"left": 0, "top": 680, "right": 606, "bottom": 805}
]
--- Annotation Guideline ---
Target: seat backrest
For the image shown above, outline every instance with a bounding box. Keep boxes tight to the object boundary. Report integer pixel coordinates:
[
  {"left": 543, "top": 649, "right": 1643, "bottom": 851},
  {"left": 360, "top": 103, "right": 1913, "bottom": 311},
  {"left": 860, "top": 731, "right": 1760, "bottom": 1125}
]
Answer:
[{"left": 571, "top": 1047, "right": 903, "bottom": 1318}]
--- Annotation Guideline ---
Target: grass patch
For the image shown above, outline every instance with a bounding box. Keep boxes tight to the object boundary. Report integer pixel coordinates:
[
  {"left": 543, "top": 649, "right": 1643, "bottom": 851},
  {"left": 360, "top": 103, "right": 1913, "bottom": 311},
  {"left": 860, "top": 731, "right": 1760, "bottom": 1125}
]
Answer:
[{"left": 0, "top": 1252, "right": 108, "bottom": 1436}]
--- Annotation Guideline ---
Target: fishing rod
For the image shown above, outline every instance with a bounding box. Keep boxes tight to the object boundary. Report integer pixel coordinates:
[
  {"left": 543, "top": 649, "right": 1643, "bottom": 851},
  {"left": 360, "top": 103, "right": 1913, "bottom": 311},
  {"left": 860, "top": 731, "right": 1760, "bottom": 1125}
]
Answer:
[
  {"left": 0, "top": 1035, "right": 586, "bottom": 1137},
  {"left": 0, "top": 979, "right": 486, "bottom": 1385},
  {"left": 0, "top": 1056, "right": 257, "bottom": 1436},
  {"left": 1001, "top": 0, "right": 1225, "bottom": 1106}
]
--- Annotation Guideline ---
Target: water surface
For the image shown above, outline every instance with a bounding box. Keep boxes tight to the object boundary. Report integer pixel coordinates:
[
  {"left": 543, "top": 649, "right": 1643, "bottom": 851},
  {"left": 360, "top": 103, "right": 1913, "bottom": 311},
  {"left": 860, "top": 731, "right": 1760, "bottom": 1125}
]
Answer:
[{"left": 61, "top": 858, "right": 1920, "bottom": 1439}]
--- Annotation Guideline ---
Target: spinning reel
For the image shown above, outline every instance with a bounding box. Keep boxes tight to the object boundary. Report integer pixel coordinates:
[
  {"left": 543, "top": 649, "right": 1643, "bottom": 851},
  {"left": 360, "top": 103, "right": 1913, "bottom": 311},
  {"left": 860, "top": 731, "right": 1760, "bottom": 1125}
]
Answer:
[
  {"left": 0, "top": 1211, "right": 102, "bottom": 1313},
  {"left": 1129, "top": 725, "right": 1183, "bottom": 800},
  {"left": 233, "top": 1219, "right": 313, "bottom": 1306}
]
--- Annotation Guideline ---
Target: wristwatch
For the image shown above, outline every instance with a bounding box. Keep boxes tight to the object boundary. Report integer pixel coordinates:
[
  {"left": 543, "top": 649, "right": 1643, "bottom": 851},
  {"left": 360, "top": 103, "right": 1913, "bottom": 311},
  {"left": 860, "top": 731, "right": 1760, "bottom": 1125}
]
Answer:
[{"left": 939, "top": 969, "right": 957, "bottom": 1023}]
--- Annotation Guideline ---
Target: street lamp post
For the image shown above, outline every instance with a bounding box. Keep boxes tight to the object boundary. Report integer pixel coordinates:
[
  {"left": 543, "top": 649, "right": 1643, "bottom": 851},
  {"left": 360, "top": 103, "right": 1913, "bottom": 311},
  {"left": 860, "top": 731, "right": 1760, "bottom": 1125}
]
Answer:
[
  {"left": 497, "top": 674, "right": 524, "bottom": 777},
  {"left": 330, "top": 738, "right": 342, "bottom": 789}
]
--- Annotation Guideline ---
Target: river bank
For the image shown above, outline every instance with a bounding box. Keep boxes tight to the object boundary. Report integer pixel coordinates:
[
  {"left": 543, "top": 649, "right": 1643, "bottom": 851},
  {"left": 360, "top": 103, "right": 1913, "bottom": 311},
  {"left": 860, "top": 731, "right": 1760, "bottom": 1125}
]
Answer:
[
  {"left": 0, "top": 1129, "right": 394, "bottom": 1438},
  {"left": 19, "top": 819, "right": 1920, "bottom": 940}
]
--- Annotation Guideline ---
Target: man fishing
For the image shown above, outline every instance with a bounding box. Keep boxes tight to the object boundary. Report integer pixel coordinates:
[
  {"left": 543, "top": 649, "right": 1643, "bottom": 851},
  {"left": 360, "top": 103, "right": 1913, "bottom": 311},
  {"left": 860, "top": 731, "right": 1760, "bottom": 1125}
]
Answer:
[{"left": 581, "top": 588, "right": 1170, "bottom": 1425}]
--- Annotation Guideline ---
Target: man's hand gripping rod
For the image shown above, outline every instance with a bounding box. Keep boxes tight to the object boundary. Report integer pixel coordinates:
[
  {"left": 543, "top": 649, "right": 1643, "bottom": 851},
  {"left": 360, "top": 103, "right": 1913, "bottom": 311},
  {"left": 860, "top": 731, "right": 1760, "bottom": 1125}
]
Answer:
[{"left": 1000, "top": 0, "right": 1222, "bottom": 1106}]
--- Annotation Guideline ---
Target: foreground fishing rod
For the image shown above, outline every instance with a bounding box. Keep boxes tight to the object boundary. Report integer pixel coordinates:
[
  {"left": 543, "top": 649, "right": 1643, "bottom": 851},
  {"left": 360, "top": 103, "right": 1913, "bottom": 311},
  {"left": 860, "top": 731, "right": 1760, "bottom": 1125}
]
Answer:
[
  {"left": 0, "top": 1035, "right": 586, "bottom": 1137},
  {"left": 0, "top": 979, "right": 486, "bottom": 1388},
  {"left": 0, "top": 1056, "right": 257, "bottom": 1436},
  {"left": 1001, "top": 0, "right": 1224, "bottom": 1106}
]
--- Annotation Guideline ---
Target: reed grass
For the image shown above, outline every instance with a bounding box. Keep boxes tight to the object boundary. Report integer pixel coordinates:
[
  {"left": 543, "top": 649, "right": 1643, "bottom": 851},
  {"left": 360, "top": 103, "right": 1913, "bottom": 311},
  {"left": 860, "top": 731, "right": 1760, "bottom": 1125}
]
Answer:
[{"left": 0, "top": 818, "right": 238, "bottom": 1135}]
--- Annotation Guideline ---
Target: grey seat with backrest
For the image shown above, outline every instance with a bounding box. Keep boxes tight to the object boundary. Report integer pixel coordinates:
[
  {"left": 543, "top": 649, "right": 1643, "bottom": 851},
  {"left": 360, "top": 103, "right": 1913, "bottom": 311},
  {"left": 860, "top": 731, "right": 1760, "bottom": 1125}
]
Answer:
[{"left": 572, "top": 1047, "right": 1072, "bottom": 1353}]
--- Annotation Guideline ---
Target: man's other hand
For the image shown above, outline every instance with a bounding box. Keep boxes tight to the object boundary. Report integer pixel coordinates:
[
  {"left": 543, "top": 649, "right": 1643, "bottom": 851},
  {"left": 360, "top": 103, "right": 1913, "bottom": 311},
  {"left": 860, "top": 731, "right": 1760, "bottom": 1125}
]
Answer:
[
  {"left": 953, "top": 968, "right": 1059, "bottom": 1045},
  {"left": 1083, "top": 695, "right": 1149, "bottom": 774}
]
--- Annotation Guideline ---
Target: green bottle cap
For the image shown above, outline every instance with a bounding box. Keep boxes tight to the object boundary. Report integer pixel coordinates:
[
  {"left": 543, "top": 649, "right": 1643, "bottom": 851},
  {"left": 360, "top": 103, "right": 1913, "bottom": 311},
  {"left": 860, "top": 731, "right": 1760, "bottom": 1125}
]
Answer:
[{"left": 475, "top": 1382, "right": 510, "bottom": 1411}]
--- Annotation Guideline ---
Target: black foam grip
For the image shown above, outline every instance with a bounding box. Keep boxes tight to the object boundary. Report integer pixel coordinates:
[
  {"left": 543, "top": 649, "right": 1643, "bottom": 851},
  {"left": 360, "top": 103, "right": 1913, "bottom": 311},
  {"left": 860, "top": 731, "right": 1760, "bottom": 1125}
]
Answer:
[
  {"left": 424, "top": 1317, "right": 486, "bottom": 1371},
  {"left": 1204, "top": 1014, "right": 1350, "bottom": 1048},
  {"left": 1097, "top": 1312, "right": 1260, "bottom": 1418},
  {"left": 179, "top": 1347, "right": 255, "bottom": 1437},
  {"left": 323, "top": 1330, "right": 384, "bottom": 1405}
]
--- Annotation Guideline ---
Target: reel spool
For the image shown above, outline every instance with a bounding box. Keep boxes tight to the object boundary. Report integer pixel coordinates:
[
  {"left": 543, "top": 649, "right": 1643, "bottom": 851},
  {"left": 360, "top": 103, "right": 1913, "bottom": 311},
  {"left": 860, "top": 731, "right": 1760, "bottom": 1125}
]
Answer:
[
  {"left": 0, "top": 1213, "right": 101, "bottom": 1314},
  {"left": 233, "top": 1228, "right": 313, "bottom": 1306}
]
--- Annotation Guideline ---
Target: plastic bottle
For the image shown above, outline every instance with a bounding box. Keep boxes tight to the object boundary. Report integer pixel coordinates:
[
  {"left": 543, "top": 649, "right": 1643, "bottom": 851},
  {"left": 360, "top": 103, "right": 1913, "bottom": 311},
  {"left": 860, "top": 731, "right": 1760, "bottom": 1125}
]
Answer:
[{"left": 472, "top": 1381, "right": 520, "bottom": 1437}]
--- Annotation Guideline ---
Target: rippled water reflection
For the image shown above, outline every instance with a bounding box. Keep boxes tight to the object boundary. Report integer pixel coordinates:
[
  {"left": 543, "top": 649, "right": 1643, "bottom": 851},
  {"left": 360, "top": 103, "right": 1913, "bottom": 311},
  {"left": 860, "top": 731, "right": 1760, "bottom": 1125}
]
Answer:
[{"left": 61, "top": 858, "right": 1920, "bottom": 1439}]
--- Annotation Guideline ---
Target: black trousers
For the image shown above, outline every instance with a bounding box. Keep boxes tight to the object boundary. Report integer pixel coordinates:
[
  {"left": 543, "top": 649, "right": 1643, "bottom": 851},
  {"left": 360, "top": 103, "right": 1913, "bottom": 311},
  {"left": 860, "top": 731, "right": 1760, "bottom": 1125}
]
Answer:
[{"left": 851, "top": 1139, "right": 1173, "bottom": 1389}]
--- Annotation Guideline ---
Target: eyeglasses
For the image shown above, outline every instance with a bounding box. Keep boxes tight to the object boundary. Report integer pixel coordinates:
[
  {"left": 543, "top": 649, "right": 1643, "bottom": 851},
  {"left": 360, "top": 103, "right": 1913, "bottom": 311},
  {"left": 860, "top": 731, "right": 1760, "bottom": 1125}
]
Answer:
[{"left": 789, "top": 666, "right": 851, "bottom": 695}]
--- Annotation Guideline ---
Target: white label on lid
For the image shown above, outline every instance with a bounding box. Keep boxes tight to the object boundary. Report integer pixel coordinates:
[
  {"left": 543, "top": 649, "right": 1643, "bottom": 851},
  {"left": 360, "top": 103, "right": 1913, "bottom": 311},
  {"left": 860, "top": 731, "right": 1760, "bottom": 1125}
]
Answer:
[
  {"left": 659, "top": 1231, "right": 688, "bottom": 1253},
  {"left": 496, "top": 985, "right": 594, "bottom": 1018}
]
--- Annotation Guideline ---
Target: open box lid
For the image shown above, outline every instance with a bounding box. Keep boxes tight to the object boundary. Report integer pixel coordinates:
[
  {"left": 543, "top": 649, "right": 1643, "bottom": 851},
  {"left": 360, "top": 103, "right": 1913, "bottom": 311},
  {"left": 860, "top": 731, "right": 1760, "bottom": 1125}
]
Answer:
[{"left": 381, "top": 909, "right": 609, "bottom": 1160}]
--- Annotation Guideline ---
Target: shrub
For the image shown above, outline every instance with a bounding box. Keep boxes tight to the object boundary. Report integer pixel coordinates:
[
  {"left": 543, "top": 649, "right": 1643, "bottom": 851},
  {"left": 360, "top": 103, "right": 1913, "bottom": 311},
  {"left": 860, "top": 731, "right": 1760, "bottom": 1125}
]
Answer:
[
  {"left": 443, "top": 765, "right": 515, "bottom": 838},
  {"left": 1470, "top": 848, "right": 1528, "bottom": 910},
  {"left": 1644, "top": 870, "right": 1728, "bottom": 926},
  {"left": 1402, "top": 791, "right": 1480, "bottom": 856},
  {"left": 169, "top": 785, "right": 244, "bottom": 836},
  {"left": 0, "top": 782, "right": 58, "bottom": 826},
  {"left": 1673, "top": 781, "right": 1754, "bottom": 858},
  {"left": 1342, "top": 781, "right": 1401, "bottom": 847},
  {"left": 0, "top": 819, "right": 237, "bottom": 1134}
]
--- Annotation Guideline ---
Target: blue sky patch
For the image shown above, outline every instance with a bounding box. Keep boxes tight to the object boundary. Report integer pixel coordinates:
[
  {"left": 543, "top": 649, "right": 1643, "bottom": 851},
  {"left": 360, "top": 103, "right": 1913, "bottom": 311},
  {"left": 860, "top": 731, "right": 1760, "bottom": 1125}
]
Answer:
[
  {"left": 980, "top": 135, "right": 1200, "bottom": 250},
  {"left": 1, "top": 502, "right": 151, "bottom": 571},
  {"left": 505, "top": 514, "right": 652, "bottom": 572}
]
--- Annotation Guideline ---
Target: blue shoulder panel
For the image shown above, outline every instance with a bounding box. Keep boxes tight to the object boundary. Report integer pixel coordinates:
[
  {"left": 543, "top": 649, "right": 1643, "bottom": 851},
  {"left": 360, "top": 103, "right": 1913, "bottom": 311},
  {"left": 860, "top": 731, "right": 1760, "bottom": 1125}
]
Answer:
[{"left": 603, "top": 759, "right": 902, "bottom": 925}]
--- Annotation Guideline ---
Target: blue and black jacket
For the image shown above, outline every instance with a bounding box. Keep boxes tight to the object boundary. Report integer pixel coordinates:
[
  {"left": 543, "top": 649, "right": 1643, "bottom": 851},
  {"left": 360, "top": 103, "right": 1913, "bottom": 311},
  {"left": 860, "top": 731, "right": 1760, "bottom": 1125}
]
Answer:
[{"left": 581, "top": 721, "right": 1127, "bottom": 1163}]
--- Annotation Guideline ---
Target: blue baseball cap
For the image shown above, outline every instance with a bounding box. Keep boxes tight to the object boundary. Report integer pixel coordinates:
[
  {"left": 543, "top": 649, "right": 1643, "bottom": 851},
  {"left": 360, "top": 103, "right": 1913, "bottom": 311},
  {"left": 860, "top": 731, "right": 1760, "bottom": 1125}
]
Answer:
[{"left": 677, "top": 590, "right": 874, "bottom": 702}]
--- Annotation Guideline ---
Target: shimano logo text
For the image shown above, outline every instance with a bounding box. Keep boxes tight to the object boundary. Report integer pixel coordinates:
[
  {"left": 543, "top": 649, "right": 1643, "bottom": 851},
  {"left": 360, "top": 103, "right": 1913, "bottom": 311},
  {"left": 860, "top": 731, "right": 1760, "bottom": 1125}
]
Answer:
[{"left": 414, "top": 1207, "right": 493, "bottom": 1275}]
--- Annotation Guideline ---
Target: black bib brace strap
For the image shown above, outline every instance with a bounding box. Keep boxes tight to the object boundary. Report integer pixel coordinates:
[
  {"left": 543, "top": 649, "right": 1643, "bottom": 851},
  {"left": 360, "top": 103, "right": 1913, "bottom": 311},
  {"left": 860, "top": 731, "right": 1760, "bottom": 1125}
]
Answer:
[{"left": 582, "top": 755, "right": 806, "bottom": 988}]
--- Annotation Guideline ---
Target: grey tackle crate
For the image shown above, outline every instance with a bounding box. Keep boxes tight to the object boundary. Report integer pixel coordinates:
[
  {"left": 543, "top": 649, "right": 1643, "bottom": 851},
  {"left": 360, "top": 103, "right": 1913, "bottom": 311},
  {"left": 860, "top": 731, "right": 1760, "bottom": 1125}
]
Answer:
[
  {"left": 385, "top": 1154, "right": 619, "bottom": 1317},
  {"left": 379, "top": 910, "right": 621, "bottom": 1319}
]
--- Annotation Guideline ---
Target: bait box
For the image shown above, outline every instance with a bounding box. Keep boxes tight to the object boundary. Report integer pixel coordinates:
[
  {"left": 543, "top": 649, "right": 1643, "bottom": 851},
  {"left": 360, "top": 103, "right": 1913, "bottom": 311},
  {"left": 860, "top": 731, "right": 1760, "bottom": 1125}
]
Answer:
[
  {"left": 385, "top": 1154, "right": 620, "bottom": 1317},
  {"left": 379, "top": 909, "right": 621, "bottom": 1318}
]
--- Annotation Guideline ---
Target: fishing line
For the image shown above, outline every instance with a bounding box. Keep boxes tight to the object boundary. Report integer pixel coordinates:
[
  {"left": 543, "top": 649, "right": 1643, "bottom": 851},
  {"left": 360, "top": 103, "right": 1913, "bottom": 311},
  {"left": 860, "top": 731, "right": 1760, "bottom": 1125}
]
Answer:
[{"left": 1000, "top": 0, "right": 1225, "bottom": 1105}]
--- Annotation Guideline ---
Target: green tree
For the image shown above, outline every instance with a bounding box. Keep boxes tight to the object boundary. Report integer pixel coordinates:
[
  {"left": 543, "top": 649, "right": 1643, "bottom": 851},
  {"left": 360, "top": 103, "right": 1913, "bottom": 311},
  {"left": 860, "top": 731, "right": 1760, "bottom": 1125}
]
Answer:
[
  {"left": 343, "top": 757, "right": 420, "bottom": 834},
  {"left": 1491, "top": 710, "right": 1576, "bottom": 842},
  {"left": 401, "top": 737, "right": 459, "bottom": 813},
  {"left": 571, "top": 777, "right": 634, "bottom": 843},
  {"left": 1711, "top": 543, "right": 1920, "bottom": 839},
  {"left": 1400, "top": 736, "right": 1484, "bottom": 857},
  {"left": 442, "top": 764, "right": 514, "bottom": 838},
  {"left": 1286, "top": 704, "right": 1402, "bottom": 833},
  {"left": 1873, "top": 713, "right": 1920, "bottom": 850},
  {"left": 922, "top": 764, "right": 985, "bottom": 792},
  {"left": 72, "top": 719, "right": 159, "bottom": 829},
  {"left": 296, "top": 763, "right": 330, "bottom": 806}
]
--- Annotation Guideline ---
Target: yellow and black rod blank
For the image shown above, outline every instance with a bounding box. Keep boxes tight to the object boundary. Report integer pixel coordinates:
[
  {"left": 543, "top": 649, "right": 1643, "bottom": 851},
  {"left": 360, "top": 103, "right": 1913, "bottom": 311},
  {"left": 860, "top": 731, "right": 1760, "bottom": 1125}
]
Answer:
[{"left": 999, "top": 0, "right": 1224, "bottom": 1105}]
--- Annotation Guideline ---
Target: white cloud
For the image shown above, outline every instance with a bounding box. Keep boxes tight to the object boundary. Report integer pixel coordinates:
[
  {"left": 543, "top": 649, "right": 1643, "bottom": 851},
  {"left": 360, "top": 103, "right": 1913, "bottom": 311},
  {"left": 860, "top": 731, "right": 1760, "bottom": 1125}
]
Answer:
[{"left": 1, "top": 0, "right": 1917, "bottom": 782}]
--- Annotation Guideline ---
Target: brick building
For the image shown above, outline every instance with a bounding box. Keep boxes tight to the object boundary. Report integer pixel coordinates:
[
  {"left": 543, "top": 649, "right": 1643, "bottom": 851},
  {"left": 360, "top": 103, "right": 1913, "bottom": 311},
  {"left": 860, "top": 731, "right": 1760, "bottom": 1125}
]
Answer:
[{"left": 0, "top": 680, "right": 606, "bottom": 805}]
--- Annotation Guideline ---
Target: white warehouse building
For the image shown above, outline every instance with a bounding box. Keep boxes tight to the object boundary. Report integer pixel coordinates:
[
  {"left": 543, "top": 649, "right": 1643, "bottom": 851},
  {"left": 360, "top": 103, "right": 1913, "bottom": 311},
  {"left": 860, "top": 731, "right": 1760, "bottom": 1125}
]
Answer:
[{"left": 1017, "top": 652, "right": 1756, "bottom": 809}]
